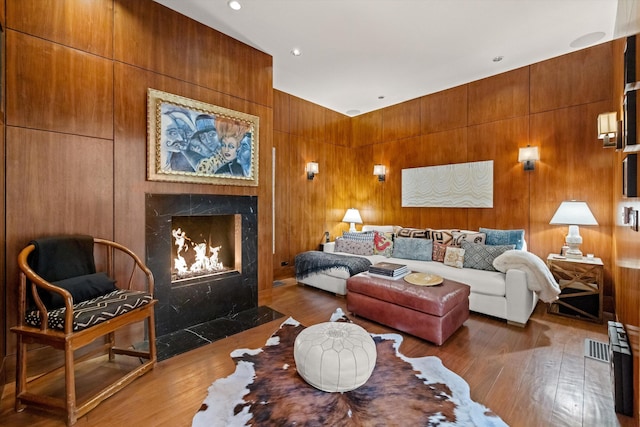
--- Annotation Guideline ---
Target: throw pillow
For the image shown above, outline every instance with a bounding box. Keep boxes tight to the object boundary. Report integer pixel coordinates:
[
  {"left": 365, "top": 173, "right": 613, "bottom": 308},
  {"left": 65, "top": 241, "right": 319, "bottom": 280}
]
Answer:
[
  {"left": 461, "top": 240, "right": 515, "bottom": 271},
  {"left": 425, "top": 228, "right": 458, "bottom": 245},
  {"left": 444, "top": 247, "right": 465, "bottom": 268},
  {"left": 342, "top": 231, "right": 375, "bottom": 242},
  {"left": 335, "top": 237, "right": 374, "bottom": 256},
  {"left": 392, "top": 237, "right": 433, "bottom": 261},
  {"left": 451, "top": 231, "right": 486, "bottom": 247},
  {"left": 373, "top": 231, "right": 394, "bottom": 257},
  {"left": 396, "top": 227, "right": 428, "bottom": 239},
  {"left": 47, "top": 272, "right": 117, "bottom": 309},
  {"left": 479, "top": 227, "right": 525, "bottom": 250},
  {"left": 432, "top": 242, "right": 448, "bottom": 262}
]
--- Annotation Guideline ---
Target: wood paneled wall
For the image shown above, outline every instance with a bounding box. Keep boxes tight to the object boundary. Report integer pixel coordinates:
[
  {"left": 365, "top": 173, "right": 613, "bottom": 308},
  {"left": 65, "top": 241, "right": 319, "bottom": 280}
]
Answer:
[
  {"left": 2, "top": 0, "right": 273, "bottom": 362},
  {"left": 275, "top": 43, "right": 616, "bottom": 314}
]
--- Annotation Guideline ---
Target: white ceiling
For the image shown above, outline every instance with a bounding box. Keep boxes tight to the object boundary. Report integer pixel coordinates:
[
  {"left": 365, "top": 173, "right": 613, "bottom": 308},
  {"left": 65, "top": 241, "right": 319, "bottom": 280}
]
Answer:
[{"left": 154, "top": 0, "right": 640, "bottom": 117}]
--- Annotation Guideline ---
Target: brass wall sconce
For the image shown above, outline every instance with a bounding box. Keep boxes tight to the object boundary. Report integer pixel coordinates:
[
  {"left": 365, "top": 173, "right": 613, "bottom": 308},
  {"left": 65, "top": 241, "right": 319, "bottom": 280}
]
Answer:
[
  {"left": 598, "top": 112, "right": 618, "bottom": 148},
  {"left": 518, "top": 145, "right": 540, "bottom": 171},
  {"left": 373, "top": 164, "right": 386, "bottom": 181}
]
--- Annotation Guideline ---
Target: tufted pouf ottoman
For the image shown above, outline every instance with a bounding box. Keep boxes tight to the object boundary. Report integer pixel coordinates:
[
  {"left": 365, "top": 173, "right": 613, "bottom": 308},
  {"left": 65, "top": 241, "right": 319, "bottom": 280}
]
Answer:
[{"left": 293, "top": 322, "right": 377, "bottom": 392}]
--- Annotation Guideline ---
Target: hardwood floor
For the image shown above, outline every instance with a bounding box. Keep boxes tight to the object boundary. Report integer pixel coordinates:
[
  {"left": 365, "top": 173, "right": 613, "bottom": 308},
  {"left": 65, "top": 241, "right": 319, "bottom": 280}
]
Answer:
[{"left": 1, "top": 278, "right": 636, "bottom": 426}]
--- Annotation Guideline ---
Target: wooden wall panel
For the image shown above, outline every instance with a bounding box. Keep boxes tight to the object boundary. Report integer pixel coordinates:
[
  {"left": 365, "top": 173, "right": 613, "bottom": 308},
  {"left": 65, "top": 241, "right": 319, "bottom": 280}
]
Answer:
[
  {"left": 5, "top": 127, "right": 114, "bottom": 335},
  {"left": 325, "top": 109, "right": 351, "bottom": 147},
  {"left": 352, "top": 110, "right": 383, "bottom": 147},
  {"left": 420, "top": 86, "right": 468, "bottom": 134},
  {"left": 7, "top": 0, "right": 113, "bottom": 57},
  {"left": 6, "top": 30, "right": 113, "bottom": 139},
  {"left": 273, "top": 130, "right": 292, "bottom": 279},
  {"left": 326, "top": 144, "right": 354, "bottom": 237},
  {"left": 289, "top": 96, "right": 326, "bottom": 143},
  {"left": 468, "top": 67, "right": 529, "bottom": 125},
  {"left": 113, "top": 0, "right": 272, "bottom": 105},
  {"left": 467, "top": 116, "right": 530, "bottom": 232},
  {"left": 530, "top": 43, "right": 612, "bottom": 113},
  {"left": 274, "top": 90, "right": 290, "bottom": 133},
  {"left": 382, "top": 98, "right": 421, "bottom": 142}
]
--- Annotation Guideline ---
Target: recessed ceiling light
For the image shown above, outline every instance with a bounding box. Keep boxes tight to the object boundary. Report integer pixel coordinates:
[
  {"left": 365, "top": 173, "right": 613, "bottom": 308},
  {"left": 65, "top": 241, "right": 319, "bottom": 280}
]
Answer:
[
  {"left": 493, "top": 56, "right": 504, "bottom": 62},
  {"left": 570, "top": 32, "right": 606, "bottom": 49},
  {"left": 290, "top": 48, "right": 302, "bottom": 56},
  {"left": 378, "top": 95, "right": 385, "bottom": 99},
  {"left": 345, "top": 109, "right": 361, "bottom": 116},
  {"left": 227, "top": 0, "right": 241, "bottom": 11}
]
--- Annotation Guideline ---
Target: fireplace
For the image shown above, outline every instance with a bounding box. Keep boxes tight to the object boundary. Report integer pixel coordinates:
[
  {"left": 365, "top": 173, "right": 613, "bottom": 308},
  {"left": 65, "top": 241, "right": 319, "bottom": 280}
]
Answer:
[{"left": 145, "top": 193, "right": 259, "bottom": 344}]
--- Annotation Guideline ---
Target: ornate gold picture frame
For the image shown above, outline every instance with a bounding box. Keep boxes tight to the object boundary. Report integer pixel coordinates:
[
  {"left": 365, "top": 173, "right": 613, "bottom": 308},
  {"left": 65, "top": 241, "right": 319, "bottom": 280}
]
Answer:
[{"left": 147, "top": 89, "right": 259, "bottom": 186}]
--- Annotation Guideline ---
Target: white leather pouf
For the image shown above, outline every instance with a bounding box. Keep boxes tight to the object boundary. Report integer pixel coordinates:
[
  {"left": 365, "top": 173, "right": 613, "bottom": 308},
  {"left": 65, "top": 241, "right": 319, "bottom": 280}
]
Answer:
[{"left": 293, "top": 322, "right": 377, "bottom": 392}]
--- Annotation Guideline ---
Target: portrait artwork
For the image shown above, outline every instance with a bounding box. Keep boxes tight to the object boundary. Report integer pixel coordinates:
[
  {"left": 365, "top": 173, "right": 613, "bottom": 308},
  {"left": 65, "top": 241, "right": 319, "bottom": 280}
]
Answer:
[{"left": 147, "top": 89, "right": 259, "bottom": 186}]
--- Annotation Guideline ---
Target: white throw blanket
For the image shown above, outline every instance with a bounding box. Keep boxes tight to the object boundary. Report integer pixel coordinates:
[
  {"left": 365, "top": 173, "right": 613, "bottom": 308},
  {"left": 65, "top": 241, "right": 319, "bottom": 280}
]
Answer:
[{"left": 493, "top": 250, "right": 561, "bottom": 303}]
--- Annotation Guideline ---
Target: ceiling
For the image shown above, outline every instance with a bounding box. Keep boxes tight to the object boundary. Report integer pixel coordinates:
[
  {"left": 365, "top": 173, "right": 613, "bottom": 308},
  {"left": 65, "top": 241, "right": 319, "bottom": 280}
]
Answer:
[{"left": 153, "top": 0, "right": 640, "bottom": 117}]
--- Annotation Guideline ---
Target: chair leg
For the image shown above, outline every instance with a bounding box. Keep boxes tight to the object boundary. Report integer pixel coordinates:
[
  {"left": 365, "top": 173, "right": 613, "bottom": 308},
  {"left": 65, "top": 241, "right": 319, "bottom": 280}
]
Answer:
[
  {"left": 14, "top": 334, "right": 27, "bottom": 412},
  {"left": 147, "top": 311, "right": 157, "bottom": 362},
  {"left": 64, "top": 341, "right": 77, "bottom": 426},
  {"left": 108, "top": 331, "right": 116, "bottom": 361}
]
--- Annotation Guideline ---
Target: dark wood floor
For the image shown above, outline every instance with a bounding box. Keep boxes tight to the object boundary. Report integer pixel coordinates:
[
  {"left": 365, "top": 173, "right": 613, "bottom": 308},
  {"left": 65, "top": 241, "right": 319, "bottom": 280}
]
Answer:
[{"left": 1, "top": 278, "right": 636, "bottom": 426}]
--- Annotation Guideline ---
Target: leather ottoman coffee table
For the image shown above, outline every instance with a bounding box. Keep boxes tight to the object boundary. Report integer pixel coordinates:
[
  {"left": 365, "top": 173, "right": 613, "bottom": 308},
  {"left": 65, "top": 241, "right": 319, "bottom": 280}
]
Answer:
[{"left": 346, "top": 272, "right": 470, "bottom": 345}]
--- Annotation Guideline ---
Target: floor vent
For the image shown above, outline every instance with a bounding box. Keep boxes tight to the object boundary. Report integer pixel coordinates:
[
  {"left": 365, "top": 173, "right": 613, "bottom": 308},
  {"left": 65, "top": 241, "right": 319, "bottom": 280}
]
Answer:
[{"left": 584, "top": 338, "right": 609, "bottom": 363}]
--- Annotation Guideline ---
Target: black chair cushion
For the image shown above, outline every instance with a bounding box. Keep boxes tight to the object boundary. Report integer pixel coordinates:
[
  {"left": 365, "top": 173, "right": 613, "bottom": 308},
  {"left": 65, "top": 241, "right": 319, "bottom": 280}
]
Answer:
[
  {"left": 46, "top": 272, "right": 117, "bottom": 309},
  {"left": 25, "top": 289, "right": 153, "bottom": 331}
]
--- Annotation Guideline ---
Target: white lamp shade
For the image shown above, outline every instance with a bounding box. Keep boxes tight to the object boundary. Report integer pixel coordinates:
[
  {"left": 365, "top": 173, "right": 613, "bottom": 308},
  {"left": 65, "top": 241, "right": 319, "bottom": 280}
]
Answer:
[
  {"left": 373, "top": 164, "right": 386, "bottom": 176},
  {"left": 342, "top": 208, "right": 363, "bottom": 224},
  {"left": 518, "top": 146, "right": 540, "bottom": 162},
  {"left": 597, "top": 112, "right": 617, "bottom": 138},
  {"left": 549, "top": 201, "right": 598, "bottom": 225},
  {"left": 306, "top": 162, "right": 319, "bottom": 174}
]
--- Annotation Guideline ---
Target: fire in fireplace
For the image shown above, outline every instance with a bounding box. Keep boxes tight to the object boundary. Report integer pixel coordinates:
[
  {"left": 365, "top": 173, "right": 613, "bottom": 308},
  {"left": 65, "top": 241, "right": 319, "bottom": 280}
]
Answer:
[{"left": 171, "top": 215, "right": 241, "bottom": 283}]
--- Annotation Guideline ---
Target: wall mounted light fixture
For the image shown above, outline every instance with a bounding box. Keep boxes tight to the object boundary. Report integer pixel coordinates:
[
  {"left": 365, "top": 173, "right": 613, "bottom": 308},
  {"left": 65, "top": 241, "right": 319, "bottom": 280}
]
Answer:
[
  {"left": 518, "top": 145, "right": 540, "bottom": 171},
  {"left": 597, "top": 111, "right": 618, "bottom": 148},
  {"left": 373, "top": 164, "right": 386, "bottom": 181},
  {"left": 306, "top": 162, "right": 319, "bottom": 180}
]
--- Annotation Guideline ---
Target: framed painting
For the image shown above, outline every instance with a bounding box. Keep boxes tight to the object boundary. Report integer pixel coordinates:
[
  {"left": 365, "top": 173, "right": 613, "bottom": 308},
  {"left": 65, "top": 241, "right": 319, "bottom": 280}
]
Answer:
[{"left": 147, "top": 88, "right": 259, "bottom": 186}]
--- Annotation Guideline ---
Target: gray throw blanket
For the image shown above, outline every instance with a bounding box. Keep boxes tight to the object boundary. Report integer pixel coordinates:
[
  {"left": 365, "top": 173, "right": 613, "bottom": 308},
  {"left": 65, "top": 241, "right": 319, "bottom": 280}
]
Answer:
[{"left": 295, "top": 251, "right": 372, "bottom": 279}]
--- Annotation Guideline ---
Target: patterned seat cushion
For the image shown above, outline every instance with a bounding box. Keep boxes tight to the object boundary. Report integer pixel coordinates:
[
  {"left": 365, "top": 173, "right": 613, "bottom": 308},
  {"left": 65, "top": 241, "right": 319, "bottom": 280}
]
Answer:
[{"left": 25, "top": 289, "right": 153, "bottom": 331}]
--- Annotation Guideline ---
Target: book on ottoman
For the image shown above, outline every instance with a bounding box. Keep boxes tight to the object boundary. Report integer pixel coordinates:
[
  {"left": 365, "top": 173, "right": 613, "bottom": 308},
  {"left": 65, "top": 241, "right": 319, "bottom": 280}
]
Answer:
[{"left": 369, "top": 262, "right": 409, "bottom": 278}]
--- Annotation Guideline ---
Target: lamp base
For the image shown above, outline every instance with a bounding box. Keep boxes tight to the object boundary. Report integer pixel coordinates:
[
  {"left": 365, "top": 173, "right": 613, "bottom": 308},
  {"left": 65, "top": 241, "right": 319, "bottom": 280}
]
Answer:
[
  {"left": 348, "top": 223, "right": 357, "bottom": 233},
  {"left": 565, "top": 244, "right": 583, "bottom": 259}
]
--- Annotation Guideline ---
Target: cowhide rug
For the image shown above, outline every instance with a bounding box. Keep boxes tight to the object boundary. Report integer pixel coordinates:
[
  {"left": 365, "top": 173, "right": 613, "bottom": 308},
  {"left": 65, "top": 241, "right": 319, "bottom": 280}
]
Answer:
[{"left": 193, "top": 309, "right": 507, "bottom": 426}]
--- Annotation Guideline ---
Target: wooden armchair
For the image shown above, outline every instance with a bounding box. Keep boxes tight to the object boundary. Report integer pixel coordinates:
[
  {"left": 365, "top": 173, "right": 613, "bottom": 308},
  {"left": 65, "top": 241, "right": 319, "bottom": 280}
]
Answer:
[{"left": 10, "top": 235, "right": 157, "bottom": 426}]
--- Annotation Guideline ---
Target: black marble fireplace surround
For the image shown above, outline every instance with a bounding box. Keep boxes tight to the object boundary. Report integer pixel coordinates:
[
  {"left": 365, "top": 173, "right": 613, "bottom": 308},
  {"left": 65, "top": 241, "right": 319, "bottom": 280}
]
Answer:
[{"left": 146, "top": 193, "right": 282, "bottom": 360}]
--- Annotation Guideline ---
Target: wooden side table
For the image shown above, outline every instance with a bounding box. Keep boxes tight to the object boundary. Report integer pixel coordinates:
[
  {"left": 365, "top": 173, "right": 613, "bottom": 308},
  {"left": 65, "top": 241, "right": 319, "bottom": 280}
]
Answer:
[{"left": 546, "top": 254, "right": 604, "bottom": 323}]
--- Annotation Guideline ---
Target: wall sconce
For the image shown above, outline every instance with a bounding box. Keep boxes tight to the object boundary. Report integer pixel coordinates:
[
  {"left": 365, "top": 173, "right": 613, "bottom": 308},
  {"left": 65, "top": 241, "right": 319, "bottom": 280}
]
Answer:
[
  {"left": 597, "top": 112, "right": 617, "bottom": 148},
  {"left": 518, "top": 145, "right": 540, "bottom": 171},
  {"left": 306, "top": 161, "right": 318, "bottom": 180},
  {"left": 373, "top": 164, "right": 386, "bottom": 181}
]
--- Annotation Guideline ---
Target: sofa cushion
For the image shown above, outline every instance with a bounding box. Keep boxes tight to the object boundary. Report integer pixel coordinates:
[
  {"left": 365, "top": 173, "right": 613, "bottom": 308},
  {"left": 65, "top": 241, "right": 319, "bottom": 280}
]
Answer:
[
  {"left": 396, "top": 227, "right": 427, "bottom": 238},
  {"left": 461, "top": 240, "right": 514, "bottom": 271},
  {"left": 444, "top": 247, "right": 465, "bottom": 268},
  {"left": 425, "top": 228, "right": 458, "bottom": 245},
  {"left": 342, "top": 231, "right": 375, "bottom": 242},
  {"left": 432, "top": 242, "right": 448, "bottom": 262},
  {"left": 479, "top": 227, "right": 525, "bottom": 250},
  {"left": 452, "top": 231, "right": 486, "bottom": 246},
  {"left": 392, "top": 237, "right": 432, "bottom": 261},
  {"left": 373, "top": 231, "right": 394, "bottom": 257},
  {"left": 335, "top": 238, "right": 374, "bottom": 255}
]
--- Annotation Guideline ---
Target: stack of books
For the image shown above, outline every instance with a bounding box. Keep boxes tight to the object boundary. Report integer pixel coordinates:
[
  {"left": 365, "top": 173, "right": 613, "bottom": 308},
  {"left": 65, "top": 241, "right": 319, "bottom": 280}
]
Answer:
[{"left": 368, "top": 262, "right": 409, "bottom": 280}]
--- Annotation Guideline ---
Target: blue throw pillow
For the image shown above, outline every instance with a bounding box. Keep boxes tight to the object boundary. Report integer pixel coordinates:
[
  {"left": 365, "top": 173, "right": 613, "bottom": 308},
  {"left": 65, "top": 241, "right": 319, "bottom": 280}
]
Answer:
[
  {"left": 392, "top": 237, "right": 433, "bottom": 261},
  {"left": 479, "top": 227, "right": 525, "bottom": 250}
]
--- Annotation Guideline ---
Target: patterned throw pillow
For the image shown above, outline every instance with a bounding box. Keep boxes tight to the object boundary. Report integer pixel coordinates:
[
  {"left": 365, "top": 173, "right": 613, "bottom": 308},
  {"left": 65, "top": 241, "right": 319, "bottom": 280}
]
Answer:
[
  {"left": 373, "top": 231, "right": 394, "bottom": 257},
  {"left": 444, "top": 247, "right": 465, "bottom": 268},
  {"left": 335, "top": 238, "right": 374, "bottom": 256},
  {"left": 342, "top": 231, "right": 375, "bottom": 242},
  {"left": 479, "top": 227, "right": 525, "bottom": 250},
  {"left": 392, "top": 237, "right": 433, "bottom": 261},
  {"left": 451, "top": 231, "right": 486, "bottom": 247},
  {"left": 396, "top": 228, "right": 427, "bottom": 239},
  {"left": 425, "top": 228, "right": 458, "bottom": 245},
  {"left": 461, "top": 240, "right": 515, "bottom": 271},
  {"left": 432, "top": 242, "right": 448, "bottom": 262}
]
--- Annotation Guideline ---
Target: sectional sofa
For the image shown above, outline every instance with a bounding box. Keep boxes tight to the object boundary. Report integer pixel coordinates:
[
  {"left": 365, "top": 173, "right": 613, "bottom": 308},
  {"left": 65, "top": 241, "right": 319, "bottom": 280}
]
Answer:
[{"left": 296, "top": 225, "right": 559, "bottom": 327}]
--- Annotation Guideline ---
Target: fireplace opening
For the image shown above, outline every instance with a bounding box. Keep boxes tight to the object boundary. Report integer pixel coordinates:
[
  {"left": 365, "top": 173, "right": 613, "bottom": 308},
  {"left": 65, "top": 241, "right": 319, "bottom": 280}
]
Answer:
[{"left": 171, "top": 214, "right": 242, "bottom": 284}]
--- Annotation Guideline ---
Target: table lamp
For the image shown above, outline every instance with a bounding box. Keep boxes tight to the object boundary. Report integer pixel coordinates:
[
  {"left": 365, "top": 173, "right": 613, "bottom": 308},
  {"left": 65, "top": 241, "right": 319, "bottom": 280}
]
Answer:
[
  {"left": 549, "top": 200, "right": 598, "bottom": 259},
  {"left": 342, "top": 208, "right": 363, "bottom": 233}
]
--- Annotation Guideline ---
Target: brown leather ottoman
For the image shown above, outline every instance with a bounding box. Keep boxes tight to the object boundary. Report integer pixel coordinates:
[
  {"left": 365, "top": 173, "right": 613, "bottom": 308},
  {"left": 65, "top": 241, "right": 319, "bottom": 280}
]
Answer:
[{"left": 346, "top": 272, "right": 470, "bottom": 345}]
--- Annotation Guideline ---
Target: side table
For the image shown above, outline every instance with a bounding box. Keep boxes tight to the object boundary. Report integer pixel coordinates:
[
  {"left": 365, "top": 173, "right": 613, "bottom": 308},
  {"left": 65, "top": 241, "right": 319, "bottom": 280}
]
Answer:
[{"left": 546, "top": 254, "right": 604, "bottom": 323}]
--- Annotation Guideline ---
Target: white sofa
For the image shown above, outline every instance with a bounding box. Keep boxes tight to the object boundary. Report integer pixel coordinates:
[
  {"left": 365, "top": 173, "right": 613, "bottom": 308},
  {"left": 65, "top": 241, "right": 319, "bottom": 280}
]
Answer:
[{"left": 297, "top": 234, "right": 541, "bottom": 327}]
